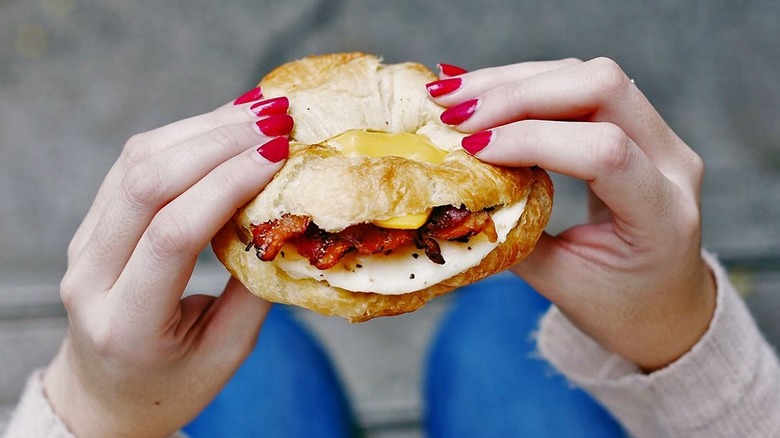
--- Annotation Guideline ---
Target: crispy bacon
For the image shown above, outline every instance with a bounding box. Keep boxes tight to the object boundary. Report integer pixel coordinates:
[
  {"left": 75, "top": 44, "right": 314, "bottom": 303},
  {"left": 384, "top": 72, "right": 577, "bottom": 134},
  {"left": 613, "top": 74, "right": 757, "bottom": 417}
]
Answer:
[
  {"left": 294, "top": 226, "right": 354, "bottom": 270},
  {"left": 415, "top": 236, "right": 445, "bottom": 265},
  {"left": 248, "top": 215, "right": 310, "bottom": 261},
  {"left": 247, "top": 205, "right": 497, "bottom": 270},
  {"left": 339, "top": 223, "right": 417, "bottom": 255},
  {"left": 424, "top": 206, "right": 497, "bottom": 243}
]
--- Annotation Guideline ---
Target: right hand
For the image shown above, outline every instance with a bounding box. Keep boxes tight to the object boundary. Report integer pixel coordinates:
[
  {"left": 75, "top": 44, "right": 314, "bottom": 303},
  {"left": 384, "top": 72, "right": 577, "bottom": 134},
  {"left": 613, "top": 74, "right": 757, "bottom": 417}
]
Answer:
[{"left": 43, "top": 88, "right": 293, "bottom": 437}]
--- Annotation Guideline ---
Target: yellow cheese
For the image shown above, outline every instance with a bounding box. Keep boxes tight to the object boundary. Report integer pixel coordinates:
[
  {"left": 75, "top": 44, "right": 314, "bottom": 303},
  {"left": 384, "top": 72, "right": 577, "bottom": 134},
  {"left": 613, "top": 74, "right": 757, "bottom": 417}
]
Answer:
[
  {"left": 328, "top": 129, "right": 447, "bottom": 164},
  {"left": 326, "top": 130, "right": 447, "bottom": 229},
  {"left": 372, "top": 212, "right": 431, "bottom": 229}
]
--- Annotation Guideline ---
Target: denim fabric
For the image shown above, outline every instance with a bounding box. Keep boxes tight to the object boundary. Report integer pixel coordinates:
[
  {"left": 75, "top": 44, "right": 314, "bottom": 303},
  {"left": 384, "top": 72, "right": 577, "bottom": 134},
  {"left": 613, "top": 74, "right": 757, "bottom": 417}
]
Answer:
[
  {"left": 424, "top": 273, "right": 625, "bottom": 437},
  {"left": 184, "top": 305, "right": 357, "bottom": 437}
]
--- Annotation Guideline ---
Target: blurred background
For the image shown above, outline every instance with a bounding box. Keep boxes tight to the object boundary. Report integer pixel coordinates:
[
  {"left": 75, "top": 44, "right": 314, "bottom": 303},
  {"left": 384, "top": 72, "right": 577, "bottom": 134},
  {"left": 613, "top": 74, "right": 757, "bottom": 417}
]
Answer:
[{"left": 1, "top": 0, "right": 779, "bottom": 435}]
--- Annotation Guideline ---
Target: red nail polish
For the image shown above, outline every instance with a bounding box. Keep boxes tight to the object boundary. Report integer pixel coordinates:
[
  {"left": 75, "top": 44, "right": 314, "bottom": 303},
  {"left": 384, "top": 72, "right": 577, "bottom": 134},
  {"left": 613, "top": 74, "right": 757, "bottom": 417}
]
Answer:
[
  {"left": 250, "top": 97, "right": 289, "bottom": 116},
  {"left": 234, "top": 87, "right": 263, "bottom": 105},
  {"left": 256, "top": 137, "right": 289, "bottom": 163},
  {"left": 426, "top": 78, "right": 462, "bottom": 98},
  {"left": 462, "top": 131, "right": 492, "bottom": 155},
  {"left": 440, "top": 99, "right": 479, "bottom": 125},
  {"left": 437, "top": 63, "right": 468, "bottom": 77},
  {"left": 255, "top": 114, "right": 294, "bottom": 136}
]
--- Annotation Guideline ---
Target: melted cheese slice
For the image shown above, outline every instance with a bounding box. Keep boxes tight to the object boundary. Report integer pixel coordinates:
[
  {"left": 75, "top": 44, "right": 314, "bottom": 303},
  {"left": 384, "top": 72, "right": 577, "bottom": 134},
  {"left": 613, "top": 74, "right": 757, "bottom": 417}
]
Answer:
[
  {"left": 275, "top": 198, "right": 527, "bottom": 295},
  {"left": 327, "top": 129, "right": 447, "bottom": 163},
  {"left": 326, "top": 130, "right": 447, "bottom": 229}
]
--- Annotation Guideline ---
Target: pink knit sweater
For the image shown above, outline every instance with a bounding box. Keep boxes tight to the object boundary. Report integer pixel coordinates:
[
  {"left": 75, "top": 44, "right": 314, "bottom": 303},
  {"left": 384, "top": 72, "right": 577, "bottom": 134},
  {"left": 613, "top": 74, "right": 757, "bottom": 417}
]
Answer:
[{"left": 4, "top": 252, "right": 779, "bottom": 437}]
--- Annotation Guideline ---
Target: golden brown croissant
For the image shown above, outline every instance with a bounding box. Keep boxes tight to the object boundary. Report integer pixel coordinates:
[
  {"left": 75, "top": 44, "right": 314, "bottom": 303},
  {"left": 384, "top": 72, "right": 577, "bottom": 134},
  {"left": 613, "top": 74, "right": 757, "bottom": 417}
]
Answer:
[{"left": 213, "top": 53, "right": 553, "bottom": 322}]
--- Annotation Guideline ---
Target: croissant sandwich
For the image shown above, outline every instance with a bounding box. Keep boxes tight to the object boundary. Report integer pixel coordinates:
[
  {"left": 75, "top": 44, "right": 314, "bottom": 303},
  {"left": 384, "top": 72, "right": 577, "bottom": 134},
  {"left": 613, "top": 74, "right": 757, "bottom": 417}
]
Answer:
[{"left": 213, "top": 53, "right": 553, "bottom": 322}]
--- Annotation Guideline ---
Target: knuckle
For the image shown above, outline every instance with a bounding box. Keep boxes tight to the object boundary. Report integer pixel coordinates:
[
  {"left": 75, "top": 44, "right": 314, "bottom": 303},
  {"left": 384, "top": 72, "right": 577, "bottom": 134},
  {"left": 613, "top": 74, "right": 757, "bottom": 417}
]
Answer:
[
  {"left": 587, "top": 57, "right": 631, "bottom": 97},
  {"left": 209, "top": 125, "right": 245, "bottom": 152},
  {"left": 594, "top": 123, "right": 634, "bottom": 174},
  {"left": 89, "top": 324, "right": 126, "bottom": 359},
  {"left": 560, "top": 57, "right": 584, "bottom": 66},
  {"left": 121, "top": 160, "right": 165, "bottom": 209},
  {"left": 121, "top": 133, "right": 155, "bottom": 165},
  {"left": 146, "top": 212, "right": 193, "bottom": 259},
  {"left": 683, "top": 208, "right": 702, "bottom": 234},
  {"left": 89, "top": 327, "right": 113, "bottom": 356},
  {"left": 59, "top": 271, "right": 81, "bottom": 310},
  {"left": 687, "top": 149, "right": 705, "bottom": 183},
  {"left": 504, "top": 84, "right": 529, "bottom": 118},
  {"left": 674, "top": 201, "right": 703, "bottom": 242}
]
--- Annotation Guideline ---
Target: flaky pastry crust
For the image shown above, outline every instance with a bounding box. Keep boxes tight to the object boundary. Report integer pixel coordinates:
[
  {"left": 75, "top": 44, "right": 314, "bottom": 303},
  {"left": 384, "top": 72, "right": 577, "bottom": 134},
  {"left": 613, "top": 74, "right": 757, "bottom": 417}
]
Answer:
[{"left": 213, "top": 53, "right": 553, "bottom": 322}]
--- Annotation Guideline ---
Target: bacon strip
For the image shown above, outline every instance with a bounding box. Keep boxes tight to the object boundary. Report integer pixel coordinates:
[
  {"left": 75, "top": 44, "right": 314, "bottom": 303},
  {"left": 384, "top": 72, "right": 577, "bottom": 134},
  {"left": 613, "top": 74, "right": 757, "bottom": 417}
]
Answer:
[
  {"left": 248, "top": 215, "right": 310, "bottom": 261},
  {"left": 340, "top": 223, "right": 417, "bottom": 255},
  {"left": 425, "top": 206, "right": 497, "bottom": 243},
  {"left": 247, "top": 205, "right": 496, "bottom": 269},
  {"left": 294, "top": 226, "right": 355, "bottom": 270}
]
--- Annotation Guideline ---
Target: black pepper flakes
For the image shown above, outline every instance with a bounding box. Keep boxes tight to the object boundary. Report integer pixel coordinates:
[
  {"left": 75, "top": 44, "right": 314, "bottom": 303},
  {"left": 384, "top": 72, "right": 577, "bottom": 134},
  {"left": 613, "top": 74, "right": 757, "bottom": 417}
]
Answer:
[
  {"left": 409, "top": 273, "right": 415, "bottom": 279},
  {"left": 412, "top": 253, "right": 419, "bottom": 259}
]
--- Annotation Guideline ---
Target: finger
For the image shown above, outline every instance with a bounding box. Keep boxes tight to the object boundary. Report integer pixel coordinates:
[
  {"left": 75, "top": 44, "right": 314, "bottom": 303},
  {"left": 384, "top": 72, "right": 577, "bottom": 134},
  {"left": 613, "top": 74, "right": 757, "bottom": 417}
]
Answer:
[
  {"left": 198, "top": 277, "right": 272, "bottom": 362},
  {"left": 468, "top": 120, "right": 681, "bottom": 242},
  {"left": 68, "top": 93, "right": 284, "bottom": 262},
  {"left": 113, "top": 137, "right": 288, "bottom": 328},
  {"left": 441, "top": 58, "right": 697, "bottom": 183},
  {"left": 509, "top": 231, "right": 618, "bottom": 314},
  {"left": 427, "top": 58, "right": 583, "bottom": 104},
  {"left": 73, "top": 116, "right": 290, "bottom": 292},
  {"left": 436, "top": 63, "right": 469, "bottom": 79}
]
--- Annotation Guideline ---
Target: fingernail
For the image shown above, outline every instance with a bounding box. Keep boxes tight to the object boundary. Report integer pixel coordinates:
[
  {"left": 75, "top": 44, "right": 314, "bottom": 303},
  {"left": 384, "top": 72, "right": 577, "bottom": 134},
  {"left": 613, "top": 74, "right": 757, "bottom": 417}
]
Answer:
[
  {"left": 249, "top": 97, "right": 289, "bottom": 117},
  {"left": 437, "top": 63, "right": 468, "bottom": 77},
  {"left": 233, "top": 87, "right": 263, "bottom": 105},
  {"left": 440, "top": 98, "right": 479, "bottom": 125},
  {"left": 255, "top": 137, "right": 289, "bottom": 163},
  {"left": 426, "top": 78, "right": 462, "bottom": 98},
  {"left": 255, "top": 114, "right": 294, "bottom": 136},
  {"left": 462, "top": 130, "right": 492, "bottom": 155}
]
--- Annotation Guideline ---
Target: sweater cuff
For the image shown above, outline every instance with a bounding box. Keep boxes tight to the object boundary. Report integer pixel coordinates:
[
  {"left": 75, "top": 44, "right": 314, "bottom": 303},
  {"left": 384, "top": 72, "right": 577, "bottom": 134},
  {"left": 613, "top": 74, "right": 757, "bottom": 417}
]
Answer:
[
  {"left": 3, "top": 370, "right": 190, "bottom": 438},
  {"left": 537, "top": 251, "right": 780, "bottom": 437},
  {"left": 3, "top": 370, "right": 76, "bottom": 438}
]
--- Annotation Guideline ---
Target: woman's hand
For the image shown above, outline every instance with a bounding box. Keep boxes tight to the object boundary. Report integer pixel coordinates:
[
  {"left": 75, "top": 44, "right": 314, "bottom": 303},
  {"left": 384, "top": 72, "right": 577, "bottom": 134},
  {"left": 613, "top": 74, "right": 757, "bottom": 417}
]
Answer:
[
  {"left": 429, "top": 58, "right": 716, "bottom": 371},
  {"left": 43, "top": 88, "right": 292, "bottom": 437}
]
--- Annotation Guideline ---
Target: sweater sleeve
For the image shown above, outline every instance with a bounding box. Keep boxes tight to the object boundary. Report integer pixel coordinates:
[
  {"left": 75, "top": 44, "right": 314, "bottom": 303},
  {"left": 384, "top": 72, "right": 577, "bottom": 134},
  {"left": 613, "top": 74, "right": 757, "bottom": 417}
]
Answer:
[
  {"left": 2, "top": 370, "right": 189, "bottom": 438},
  {"left": 536, "top": 251, "right": 780, "bottom": 437},
  {"left": 2, "top": 370, "right": 76, "bottom": 438}
]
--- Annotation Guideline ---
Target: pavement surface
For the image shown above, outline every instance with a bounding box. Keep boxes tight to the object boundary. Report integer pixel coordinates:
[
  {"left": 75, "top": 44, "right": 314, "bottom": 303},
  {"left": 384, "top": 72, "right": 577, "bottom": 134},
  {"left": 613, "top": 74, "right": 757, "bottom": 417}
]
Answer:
[{"left": 1, "top": 1, "right": 779, "bottom": 435}]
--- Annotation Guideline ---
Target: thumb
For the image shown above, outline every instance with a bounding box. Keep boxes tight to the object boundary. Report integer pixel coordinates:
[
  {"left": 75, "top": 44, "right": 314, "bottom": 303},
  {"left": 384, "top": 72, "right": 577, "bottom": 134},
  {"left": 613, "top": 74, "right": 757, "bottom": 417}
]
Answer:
[
  {"left": 510, "top": 232, "right": 570, "bottom": 304},
  {"left": 201, "top": 276, "right": 272, "bottom": 361}
]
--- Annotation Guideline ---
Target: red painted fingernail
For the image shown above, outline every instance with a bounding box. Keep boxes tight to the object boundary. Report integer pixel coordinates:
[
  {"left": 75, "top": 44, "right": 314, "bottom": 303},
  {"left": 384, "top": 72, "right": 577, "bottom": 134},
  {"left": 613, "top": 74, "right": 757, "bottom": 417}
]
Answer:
[
  {"left": 255, "top": 114, "right": 294, "bottom": 136},
  {"left": 426, "top": 78, "right": 462, "bottom": 97},
  {"left": 440, "top": 98, "right": 479, "bottom": 125},
  {"left": 250, "top": 97, "right": 289, "bottom": 116},
  {"left": 437, "top": 63, "right": 468, "bottom": 77},
  {"left": 255, "top": 137, "right": 289, "bottom": 163},
  {"left": 462, "top": 130, "right": 493, "bottom": 155},
  {"left": 233, "top": 87, "right": 263, "bottom": 105}
]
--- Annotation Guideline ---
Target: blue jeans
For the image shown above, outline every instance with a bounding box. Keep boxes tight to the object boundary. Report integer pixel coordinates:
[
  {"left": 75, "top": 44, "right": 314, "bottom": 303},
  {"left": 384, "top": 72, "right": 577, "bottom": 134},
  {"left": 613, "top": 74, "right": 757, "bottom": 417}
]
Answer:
[{"left": 184, "top": 274, "right": 623, "bottom": 437}]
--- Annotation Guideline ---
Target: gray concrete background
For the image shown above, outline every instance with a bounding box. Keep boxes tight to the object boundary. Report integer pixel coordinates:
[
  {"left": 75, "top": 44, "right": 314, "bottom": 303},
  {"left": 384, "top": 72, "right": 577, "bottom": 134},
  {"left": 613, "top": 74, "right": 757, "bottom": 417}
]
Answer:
[{"left": 1, "top": 0, "right": 779, "bottom": 435}]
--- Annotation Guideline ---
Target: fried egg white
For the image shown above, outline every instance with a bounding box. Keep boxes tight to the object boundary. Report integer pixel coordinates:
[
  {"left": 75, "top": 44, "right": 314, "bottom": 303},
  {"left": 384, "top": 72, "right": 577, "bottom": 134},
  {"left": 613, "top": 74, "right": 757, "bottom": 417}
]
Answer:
[{"left": 274, "top": 198, "right": 527, "bottom": 295}]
